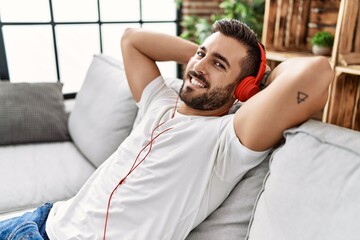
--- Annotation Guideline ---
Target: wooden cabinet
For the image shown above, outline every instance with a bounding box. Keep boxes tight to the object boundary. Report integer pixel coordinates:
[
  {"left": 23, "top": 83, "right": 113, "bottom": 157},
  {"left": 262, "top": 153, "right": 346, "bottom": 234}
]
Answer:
[
  {"left": 327, "top": 0, "right": 360, "bottom": 131},
  {"left": 261, "top": 0, "right": 360, "bottom": 131}
]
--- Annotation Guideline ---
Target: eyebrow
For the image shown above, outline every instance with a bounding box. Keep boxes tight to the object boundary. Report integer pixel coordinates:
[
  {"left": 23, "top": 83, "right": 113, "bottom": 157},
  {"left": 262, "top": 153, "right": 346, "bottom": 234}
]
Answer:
[{"left": 200, "top": 46, "right": 231, "bottom": 68}]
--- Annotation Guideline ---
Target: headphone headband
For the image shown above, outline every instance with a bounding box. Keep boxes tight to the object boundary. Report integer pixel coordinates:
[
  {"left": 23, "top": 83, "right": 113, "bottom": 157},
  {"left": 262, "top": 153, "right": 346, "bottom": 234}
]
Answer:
[{"left": 254, "top": 42, "right": 267, "bottom": 85}]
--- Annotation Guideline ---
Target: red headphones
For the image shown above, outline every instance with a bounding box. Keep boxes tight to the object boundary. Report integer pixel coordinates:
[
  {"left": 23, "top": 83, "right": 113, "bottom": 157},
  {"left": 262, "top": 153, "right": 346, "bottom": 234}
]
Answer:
[{"left": 234, "top": 42, "right": 267, "bottom": 102}]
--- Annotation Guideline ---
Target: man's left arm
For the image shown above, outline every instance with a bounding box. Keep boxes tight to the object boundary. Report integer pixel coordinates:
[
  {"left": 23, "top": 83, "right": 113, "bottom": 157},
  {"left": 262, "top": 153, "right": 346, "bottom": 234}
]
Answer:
[
  {"left": 121, "top": 28, "right": 198, "bottom": 102},
  {"left": 234, "top": 56, "right": 334, "bottom": 151}
]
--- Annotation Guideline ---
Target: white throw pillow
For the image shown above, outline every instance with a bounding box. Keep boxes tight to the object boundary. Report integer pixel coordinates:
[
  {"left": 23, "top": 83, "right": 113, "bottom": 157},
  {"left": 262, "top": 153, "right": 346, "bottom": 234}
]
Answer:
[{"left": 68, "top": 54, "right": 138, "bottom": 167}]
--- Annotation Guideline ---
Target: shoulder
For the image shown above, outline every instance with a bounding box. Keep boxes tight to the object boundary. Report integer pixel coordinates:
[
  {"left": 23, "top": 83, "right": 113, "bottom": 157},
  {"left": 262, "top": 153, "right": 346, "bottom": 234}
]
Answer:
[
  {"left": 137, "top": 76, "right": 177, "bottom": 107},
  {"left": 135, "top": 76, "right": 178, "bottom": 123}
]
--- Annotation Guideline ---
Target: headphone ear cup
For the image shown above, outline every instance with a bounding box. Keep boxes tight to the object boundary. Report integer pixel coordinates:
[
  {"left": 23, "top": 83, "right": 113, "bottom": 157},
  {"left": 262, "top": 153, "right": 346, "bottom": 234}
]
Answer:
[
  {"left": 234, "top": 76, "right": 260, "bottom": 102},
  {"left": 234, "top": 42, "right": 266, "bottom": 102}
]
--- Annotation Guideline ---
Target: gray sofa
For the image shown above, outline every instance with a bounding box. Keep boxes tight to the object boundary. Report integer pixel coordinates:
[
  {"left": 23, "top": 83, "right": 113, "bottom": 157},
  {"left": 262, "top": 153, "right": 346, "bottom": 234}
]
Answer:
[
  {"left": 0, "top": 55, "right": 138, "bottom": 217},
  {"left": 1, "top": 54, "right": 359, "bottom": 240}
]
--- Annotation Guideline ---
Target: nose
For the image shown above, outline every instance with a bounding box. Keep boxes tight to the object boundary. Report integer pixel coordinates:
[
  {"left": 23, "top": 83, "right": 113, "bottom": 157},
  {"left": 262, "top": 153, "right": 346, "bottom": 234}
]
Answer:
[{"left": 193, "top": 58, "right": 208, "bottom": 75}]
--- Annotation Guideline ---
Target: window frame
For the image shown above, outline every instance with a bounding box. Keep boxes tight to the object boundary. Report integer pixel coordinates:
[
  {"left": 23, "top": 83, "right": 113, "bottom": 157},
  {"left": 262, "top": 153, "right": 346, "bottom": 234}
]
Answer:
[{"left": 0, "top": 0, "right": 182, "bottom": 99}]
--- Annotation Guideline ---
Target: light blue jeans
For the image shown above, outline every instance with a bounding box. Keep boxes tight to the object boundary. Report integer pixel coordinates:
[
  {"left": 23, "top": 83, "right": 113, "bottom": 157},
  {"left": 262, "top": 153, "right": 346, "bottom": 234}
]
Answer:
[{"left": 0, "top": 203, "right": 53, "bottom": 240}]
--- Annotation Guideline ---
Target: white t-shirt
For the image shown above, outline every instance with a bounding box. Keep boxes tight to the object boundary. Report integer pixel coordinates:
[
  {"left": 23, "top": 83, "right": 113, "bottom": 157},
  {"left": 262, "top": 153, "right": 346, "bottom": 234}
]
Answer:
[{"left": 46, "top": 76, "right": 269, "bottom": 240}]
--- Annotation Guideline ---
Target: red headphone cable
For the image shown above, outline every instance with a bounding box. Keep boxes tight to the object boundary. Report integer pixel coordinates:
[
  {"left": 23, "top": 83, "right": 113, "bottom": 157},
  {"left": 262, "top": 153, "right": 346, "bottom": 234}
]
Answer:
[{"left": 103, "top": 97, "right": 179, "bottom": 240}]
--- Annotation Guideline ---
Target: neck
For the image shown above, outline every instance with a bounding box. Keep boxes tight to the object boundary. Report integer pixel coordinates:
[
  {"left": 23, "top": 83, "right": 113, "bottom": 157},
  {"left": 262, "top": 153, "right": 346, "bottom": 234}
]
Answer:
[{"left": 177, "top": 101, "right": 236, "bottom": 117}]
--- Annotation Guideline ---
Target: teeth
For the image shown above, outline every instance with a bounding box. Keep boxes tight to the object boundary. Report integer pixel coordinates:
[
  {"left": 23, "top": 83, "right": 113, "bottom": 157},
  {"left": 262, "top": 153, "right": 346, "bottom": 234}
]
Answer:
[{"left": 190, "top": 78, "right": 206, "bottom": 88}]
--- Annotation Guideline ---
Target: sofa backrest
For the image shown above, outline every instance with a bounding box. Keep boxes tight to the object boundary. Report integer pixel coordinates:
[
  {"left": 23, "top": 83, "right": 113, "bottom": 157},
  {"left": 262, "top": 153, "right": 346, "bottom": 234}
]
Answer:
[{"left": 247, "top": 119, "right": 360, "bottom": 240}]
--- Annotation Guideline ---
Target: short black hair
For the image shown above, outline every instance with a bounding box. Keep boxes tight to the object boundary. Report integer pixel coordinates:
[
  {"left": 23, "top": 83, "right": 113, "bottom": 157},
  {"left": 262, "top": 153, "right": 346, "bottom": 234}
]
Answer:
[{"left": 211, "top": 19, "right": 264, "bottom": 83}]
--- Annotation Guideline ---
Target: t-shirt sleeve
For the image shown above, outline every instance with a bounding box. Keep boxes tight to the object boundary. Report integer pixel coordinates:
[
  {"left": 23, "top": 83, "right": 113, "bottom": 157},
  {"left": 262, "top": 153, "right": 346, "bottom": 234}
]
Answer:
[
  {"left": 136, "top": 76, "right": 164, "bottom": 108},
  {"left": 215, "top": 115, "right": 271, "bottom": 183},
  {"left": 134, "top": 76, "right": 178, "bottom": 126}
]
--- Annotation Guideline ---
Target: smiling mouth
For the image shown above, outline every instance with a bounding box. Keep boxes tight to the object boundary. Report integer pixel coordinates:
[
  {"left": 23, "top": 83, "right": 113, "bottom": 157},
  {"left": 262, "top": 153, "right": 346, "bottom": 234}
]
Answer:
[{"left": 190, "top": 77, "right": 207, "bottom": 88}]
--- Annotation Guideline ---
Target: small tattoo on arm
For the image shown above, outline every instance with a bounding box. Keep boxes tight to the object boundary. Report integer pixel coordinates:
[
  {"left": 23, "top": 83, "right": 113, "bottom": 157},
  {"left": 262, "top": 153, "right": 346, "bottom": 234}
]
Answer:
[{"left": 297, "top": 91, "right": 309, "bottom": 104}]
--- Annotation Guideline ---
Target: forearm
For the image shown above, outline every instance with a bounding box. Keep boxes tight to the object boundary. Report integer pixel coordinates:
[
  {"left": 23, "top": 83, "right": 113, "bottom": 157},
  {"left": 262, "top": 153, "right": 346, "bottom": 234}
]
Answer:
[
  {"left": 121, "top": 28, "right": 198, "bottom": 64},
  {"left": 121, "top": 28, "right": 198, "bottom": 101},
  {"left": 266, "top": 56, "right": 331, "bottom": 87}
]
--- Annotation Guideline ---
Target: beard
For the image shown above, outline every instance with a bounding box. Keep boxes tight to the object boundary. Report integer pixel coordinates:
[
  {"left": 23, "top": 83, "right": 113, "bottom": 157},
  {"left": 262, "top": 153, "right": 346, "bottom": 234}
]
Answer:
[{"left": 179, "top": 70, "right": 236, "bottom": 111}]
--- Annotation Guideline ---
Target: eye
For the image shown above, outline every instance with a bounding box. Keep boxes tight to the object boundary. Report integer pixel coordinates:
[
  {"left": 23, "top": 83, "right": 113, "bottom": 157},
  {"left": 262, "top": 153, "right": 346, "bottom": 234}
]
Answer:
[
  {"left": 196, "top": 51, "right": 205, "bottom": 58},
  {"left": 214, "top": 61, "right": 225, "bottom": 70}
]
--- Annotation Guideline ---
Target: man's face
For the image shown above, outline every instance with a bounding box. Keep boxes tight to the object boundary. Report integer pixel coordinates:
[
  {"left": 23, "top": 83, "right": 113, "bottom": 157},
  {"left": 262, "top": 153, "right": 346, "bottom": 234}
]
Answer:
[{"left": 180, "top": 32, "right": 248, "bottom": 111}]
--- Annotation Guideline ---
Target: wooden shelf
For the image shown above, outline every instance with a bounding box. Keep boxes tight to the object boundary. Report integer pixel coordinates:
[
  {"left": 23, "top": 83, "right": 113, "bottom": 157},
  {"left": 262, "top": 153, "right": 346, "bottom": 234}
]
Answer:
[
  {"left": 266, "top": 50, "right": 331, "bottom": 62},
  {"left": 266, "top": 50, "right": 314, "bottom": 62},
  {"left": 335, "top": 65, "right": 360, "bottom": 76},
  {"left": 262, "top": 0, "right": 359, "bottom": 131}
]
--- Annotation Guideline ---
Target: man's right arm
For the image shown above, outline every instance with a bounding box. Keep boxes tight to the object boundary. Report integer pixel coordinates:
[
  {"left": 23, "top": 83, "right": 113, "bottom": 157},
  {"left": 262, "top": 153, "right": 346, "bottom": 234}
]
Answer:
[{"left": 121, "top": 28, "right": 198, "bottom": 102}]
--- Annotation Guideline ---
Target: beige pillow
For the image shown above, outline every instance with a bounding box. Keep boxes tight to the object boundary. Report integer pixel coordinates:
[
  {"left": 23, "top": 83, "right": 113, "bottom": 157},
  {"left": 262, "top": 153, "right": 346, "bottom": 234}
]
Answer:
[{"left": 68, "top": 55, "right": 138, "bottom": 167}]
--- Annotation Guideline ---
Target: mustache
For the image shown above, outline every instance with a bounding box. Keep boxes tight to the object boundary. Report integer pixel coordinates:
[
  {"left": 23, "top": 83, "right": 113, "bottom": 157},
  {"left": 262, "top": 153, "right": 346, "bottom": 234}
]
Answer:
[{"left": 187, "top": 70, "right": 209, "bottom": 85}]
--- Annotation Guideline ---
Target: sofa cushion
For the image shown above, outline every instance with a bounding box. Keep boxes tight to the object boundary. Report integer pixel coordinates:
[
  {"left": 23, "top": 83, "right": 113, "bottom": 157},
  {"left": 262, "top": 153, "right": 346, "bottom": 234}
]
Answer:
[
  {"left": 68, "top": 54, "right": 138, "bottom": 167},
  {"left": 0, "top": 82, "right": 70, "bottom": 145},
  {"left": 0, "top": 142, "right": 95, "bottom": 214},
  {"left": 247, "top": 120, "right": 360, "bottom": 240}
]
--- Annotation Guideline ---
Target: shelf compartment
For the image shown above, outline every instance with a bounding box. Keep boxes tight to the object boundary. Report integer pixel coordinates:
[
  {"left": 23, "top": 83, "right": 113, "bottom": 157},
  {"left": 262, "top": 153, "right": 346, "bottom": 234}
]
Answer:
[{"left": 336, "top": 65, "right": 360, "bottom": 76}]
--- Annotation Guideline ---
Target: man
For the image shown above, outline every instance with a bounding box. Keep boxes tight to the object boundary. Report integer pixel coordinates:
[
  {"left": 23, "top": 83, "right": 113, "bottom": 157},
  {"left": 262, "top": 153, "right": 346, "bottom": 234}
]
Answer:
[{"left": 0, "top": 19, "right": 333, "bottom": 239}]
